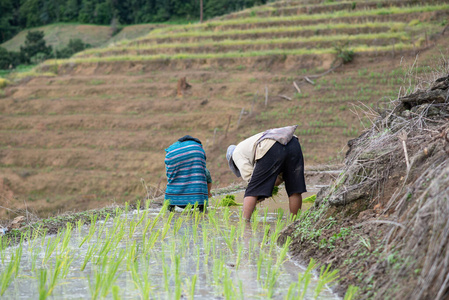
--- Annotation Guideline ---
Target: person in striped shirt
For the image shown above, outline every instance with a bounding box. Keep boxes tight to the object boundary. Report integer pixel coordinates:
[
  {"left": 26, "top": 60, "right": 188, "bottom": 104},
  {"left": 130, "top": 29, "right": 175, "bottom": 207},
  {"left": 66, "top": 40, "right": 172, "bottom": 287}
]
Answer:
[{"left": 165, "top": 135, "right": 212, "bottom": 211}]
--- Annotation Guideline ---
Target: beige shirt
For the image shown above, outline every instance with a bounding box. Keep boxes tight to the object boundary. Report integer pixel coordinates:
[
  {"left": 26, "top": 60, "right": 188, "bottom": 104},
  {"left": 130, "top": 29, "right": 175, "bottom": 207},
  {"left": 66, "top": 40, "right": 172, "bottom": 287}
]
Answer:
[{"left": 232, "top": 132, "right": 276, "bottom": 183}]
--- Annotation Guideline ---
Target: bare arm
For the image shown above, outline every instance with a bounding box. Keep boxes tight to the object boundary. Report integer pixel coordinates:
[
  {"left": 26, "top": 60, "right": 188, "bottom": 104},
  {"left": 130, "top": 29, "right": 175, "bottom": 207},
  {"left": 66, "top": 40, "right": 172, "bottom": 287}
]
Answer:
[{"left": 207, "top": 183, "right": 212, "bottom": 198}]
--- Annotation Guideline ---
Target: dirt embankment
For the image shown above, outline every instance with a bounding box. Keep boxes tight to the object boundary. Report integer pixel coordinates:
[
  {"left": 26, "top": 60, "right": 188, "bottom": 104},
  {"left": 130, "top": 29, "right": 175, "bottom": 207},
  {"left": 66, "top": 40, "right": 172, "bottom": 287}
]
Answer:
[{"left": 279, "top": 70, "right": 449, "bottom": 299}]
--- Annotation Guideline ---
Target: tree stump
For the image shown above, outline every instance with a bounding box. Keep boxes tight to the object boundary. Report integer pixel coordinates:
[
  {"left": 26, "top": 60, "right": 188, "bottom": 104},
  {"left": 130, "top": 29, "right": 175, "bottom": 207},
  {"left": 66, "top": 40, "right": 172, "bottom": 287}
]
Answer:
[{"left": 177, "top": 77, "right": 192, "bottom": 97}]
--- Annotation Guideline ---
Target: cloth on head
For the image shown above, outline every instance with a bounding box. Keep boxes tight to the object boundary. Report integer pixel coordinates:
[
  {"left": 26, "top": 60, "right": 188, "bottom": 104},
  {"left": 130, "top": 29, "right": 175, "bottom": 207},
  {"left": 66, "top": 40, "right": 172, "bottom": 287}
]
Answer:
[
  {"left": 256, "top": 125, "right": 298, "bottom": 146},
  {"left": 178, "top": 135, "right": 202, "bottom": 145},
  {"left": 226, "top": 145, "right": 241, "bottom": 177}
]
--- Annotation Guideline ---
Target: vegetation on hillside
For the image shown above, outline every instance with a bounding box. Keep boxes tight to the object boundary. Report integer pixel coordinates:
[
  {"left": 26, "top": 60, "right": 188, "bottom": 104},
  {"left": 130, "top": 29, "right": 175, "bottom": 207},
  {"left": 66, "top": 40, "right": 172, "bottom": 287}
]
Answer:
[
  {"left": 0, "top": 31, "right": 89, "bottom": 70},
  {"left": 280, "top": 63, "right": 449, "bottom": 299},
  {"left": 0, "top": 0, "right": 268, "bottom": 44}
]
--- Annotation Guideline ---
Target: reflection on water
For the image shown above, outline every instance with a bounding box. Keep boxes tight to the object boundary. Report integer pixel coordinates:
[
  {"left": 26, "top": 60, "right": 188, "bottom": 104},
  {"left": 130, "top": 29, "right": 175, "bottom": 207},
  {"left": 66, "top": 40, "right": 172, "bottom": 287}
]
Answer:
[{"left": 0, "top": 188, "right": 338, "bottom": 299}]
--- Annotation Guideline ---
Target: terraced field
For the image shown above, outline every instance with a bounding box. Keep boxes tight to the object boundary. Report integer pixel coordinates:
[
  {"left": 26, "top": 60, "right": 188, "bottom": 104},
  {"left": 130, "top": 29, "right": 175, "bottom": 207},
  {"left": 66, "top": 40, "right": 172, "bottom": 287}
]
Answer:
[{"left": 1, "top": 0, "right": 449, "bottom": 217}]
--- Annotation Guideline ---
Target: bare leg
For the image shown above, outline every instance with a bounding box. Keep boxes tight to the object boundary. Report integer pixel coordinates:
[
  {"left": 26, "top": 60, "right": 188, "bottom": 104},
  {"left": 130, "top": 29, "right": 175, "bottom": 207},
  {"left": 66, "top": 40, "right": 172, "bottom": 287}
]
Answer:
[
  {"left": 243, "top": 196, "right": 258, "bottom": 221},
  {"left": 288, "top": 193, "right": 302, "bottom": 216}
]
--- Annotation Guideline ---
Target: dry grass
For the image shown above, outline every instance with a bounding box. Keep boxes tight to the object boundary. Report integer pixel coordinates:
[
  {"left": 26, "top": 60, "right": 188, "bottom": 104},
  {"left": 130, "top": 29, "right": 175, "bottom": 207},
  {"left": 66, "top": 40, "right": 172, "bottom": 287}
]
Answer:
[{"left": 317, "top": 59, "right": 449, "bottom": 299}]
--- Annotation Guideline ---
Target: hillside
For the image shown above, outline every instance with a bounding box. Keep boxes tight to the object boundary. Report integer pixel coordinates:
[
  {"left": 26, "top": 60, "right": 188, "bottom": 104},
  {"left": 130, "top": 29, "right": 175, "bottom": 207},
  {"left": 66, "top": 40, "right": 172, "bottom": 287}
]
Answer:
[
  {"left": 0, "top": 23, "right": 167, "bottom": 52},
  {"left": 1, "top": 0, "right": 449, "bottom": 218},
  {"left": 279, "top": 63, "right": 449, "bottom": 299}
]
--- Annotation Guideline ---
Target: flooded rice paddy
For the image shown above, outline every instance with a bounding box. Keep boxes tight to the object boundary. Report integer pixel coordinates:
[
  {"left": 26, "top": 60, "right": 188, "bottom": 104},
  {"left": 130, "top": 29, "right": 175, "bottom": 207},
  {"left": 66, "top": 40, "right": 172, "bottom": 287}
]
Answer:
[{"left": 0, "top": 189, "right": 338, "bottom": 299}]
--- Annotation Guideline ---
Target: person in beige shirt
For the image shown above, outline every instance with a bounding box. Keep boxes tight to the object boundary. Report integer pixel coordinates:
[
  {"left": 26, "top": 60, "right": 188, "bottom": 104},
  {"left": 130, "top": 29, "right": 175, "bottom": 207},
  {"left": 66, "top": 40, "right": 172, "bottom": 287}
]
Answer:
[{"left": 226, "top": 125, "right": 307, "bottom": 221}]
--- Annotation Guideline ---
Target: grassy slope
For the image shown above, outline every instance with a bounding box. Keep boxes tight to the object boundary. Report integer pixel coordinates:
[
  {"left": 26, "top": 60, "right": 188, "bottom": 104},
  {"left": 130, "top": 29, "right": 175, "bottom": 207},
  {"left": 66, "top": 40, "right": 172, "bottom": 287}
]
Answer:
[
  {"left": 0, "top": 0, "right": 448, "bottom": 218},
  {"left": 0, "top": 23, "right": 166, "bottom": 52}
]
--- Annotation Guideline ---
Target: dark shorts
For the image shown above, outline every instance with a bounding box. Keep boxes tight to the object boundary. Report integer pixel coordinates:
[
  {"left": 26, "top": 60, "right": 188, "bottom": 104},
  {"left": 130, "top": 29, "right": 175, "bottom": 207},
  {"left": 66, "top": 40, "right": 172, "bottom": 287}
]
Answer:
[{"left": 244, "top": 137, "right": 307, "bottom": 199}]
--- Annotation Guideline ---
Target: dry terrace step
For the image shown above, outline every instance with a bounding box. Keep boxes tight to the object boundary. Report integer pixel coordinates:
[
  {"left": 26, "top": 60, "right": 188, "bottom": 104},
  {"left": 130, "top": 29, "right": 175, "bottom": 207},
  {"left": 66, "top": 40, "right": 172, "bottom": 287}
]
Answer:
[
  {"left": 266, "top": 0, "right": 446, "bottom": 8},
  {"left": 191, "top": 11, "right": 446, "bottom": 31},
  {"left": 78, "top": 33, "right": 409, "bottom": 58},
  {"left": 0, "top": 112, "right": 235, "bottom": 131},
  {"left": 130, "top": 23, "right": 396, "bottom": 46},
  {"left": 221, "top": 0, "right": 449, "bottom": 19},
  {"left": 186, "top": 4, "right": 449, "bottom": 30},
  {"left": 0, "top": 148, "right": 161, "bottom": 172}
]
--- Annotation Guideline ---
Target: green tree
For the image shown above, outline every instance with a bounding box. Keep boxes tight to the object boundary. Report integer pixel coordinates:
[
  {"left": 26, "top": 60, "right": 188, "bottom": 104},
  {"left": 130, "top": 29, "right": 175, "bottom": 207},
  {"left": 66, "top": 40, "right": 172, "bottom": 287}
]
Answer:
[
  {"left": 78, "top": 0, "right": 95, "bottom": 23},
  {"left": 55, "top": 38, "right": 89, "bottom": 58},
  {"left": 0, "top": 47, "right": 24, "bottom": 69},
  {"left": 204, "top": 0, "right": 228, "bottom": 18},
  {"left": 18, "top": 0, "right": 42, "bottom": 28},
  {"left": 0, "top": 0, "right": 16, "bottom": 43},
  {"left": 94, "top": 1, "right": 114, "bottom": 24},
  {"left": 0, "top": 47, "right": 12, "bottom": 69},
  {"left": 20, "top": 31, "right": 52, "bottom": 64},
  {"left": 63, "top": 0, "right": 79, "bottom": 22}
]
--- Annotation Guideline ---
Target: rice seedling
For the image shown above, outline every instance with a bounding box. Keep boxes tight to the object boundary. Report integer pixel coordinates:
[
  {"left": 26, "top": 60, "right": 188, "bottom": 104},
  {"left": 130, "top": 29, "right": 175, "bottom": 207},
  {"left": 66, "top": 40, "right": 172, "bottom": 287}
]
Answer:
[
  {"left": 131, "top": 257, "right": 153, "bottom": 300},
  {"left": 81, "top": 242, "right": 97, "bottom": 271},
  {"left": 296, "top": 258, "right": 317, "bottom": 300},
  {"left": 43, "top": 233, "right": 62, "bottom": 265},
  {"left": 223, "top": 268, "right": 236, "bottom": 300},
  {"left": 0, "top": 190, "right": 341, "bottom": 299},
  {"left": 79, "top": 215, "right": 99, "bottom": 247},
  {"left": 141, "top": 216, "right": 153, "bottom": 241},
  {"left": 221, "top": 225, "right": 237, "bottom": 253},
  {"left": 265, "top": 258, "right": 280, "bottom": 298},
  {"left": 31, "top": 245, "right": 40, "bottom": 272},
  {"left": 260, "top": 224, "right": 271, "bottom": 250},
  {"left": 344, "top": 285, "right": 359, "bottom": 300},
  {"left": 251, "top": 209, "right": 260, "bottom": 232},
  {"left": 314, "top": 263, "right": 339, "bottom": 298},
  {"left": 235, "top": 242, "right": 244, "bottom": 269},
  {"left": 88, "top": 249, "right": 125, "bottom": 300},
  {"left": 97, "top": 213, "right": 112, "bottom": 237},
  {"left": 59, "top": 223, "right": 72, "bottom": 254},
  {"left": 180, "top": 233, "right": 190, "bottom": 257},
  {"left": 112, "top": 286, "right": 120, "bottom": 300},
  {"left": 143, "top": 229, "right": 160, "bottom": 254},
  {"left": 187, "top": 274, "right": 197, "bottom": 300},
  {"left": 161, "top": 212, "right": 175, "bottom": 240},
  {"left": 275, "top": 236, "right": 292, "bottom": 268},
  {"left": 173, "top": 217, "right": 183, "bottom": 235},
  {"left": 191, "top": 220, "right": 198, "bottom": 242},
  {"left": 128, "top": 220, "right": 139, "bottom": 239},
  {"left": 257, "top": 251, "right": 264, "bottom": 281},
  {"left": 174, "top": 255, "right": 182, "bottom": 300},
  {"left": 212, "top": 256, "right": 225, "bottom": 289},
  {"left": 127, "top": 240, "right": 138, "bottom": 266},
  {"left": 94, "top": 227, "right": 125, "bottom": 265},
  {"left": 196, "top": 247, "right": 200, "bottom": 272},
  {"left": 203, "top": 239, "right": 212, "bottom": 266},
  {"left": 38, "top": 251, "right": 74, "bottom": 299},
  {"left": 0, "top": 249, "right": 20, "bottom": 296},
  {"left": 160, "top": 244, "right": 170, "bottom": 294},
  {"left": 262, "top": 207, "right": 269, "bottom": 225},
  {"left": 222, "top": 206, "right": 231, "bottom": 227}
]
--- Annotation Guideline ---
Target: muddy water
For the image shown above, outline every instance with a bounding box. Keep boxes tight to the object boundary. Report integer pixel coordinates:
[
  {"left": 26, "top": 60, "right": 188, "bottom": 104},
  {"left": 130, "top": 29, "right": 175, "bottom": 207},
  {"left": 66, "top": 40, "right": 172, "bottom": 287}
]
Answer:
[
  {"left": 231, "top": 188, "right": 318, "bottom": 213},
  {"left": 0, "top": 187, "right": 338, "bottom": 299}
]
